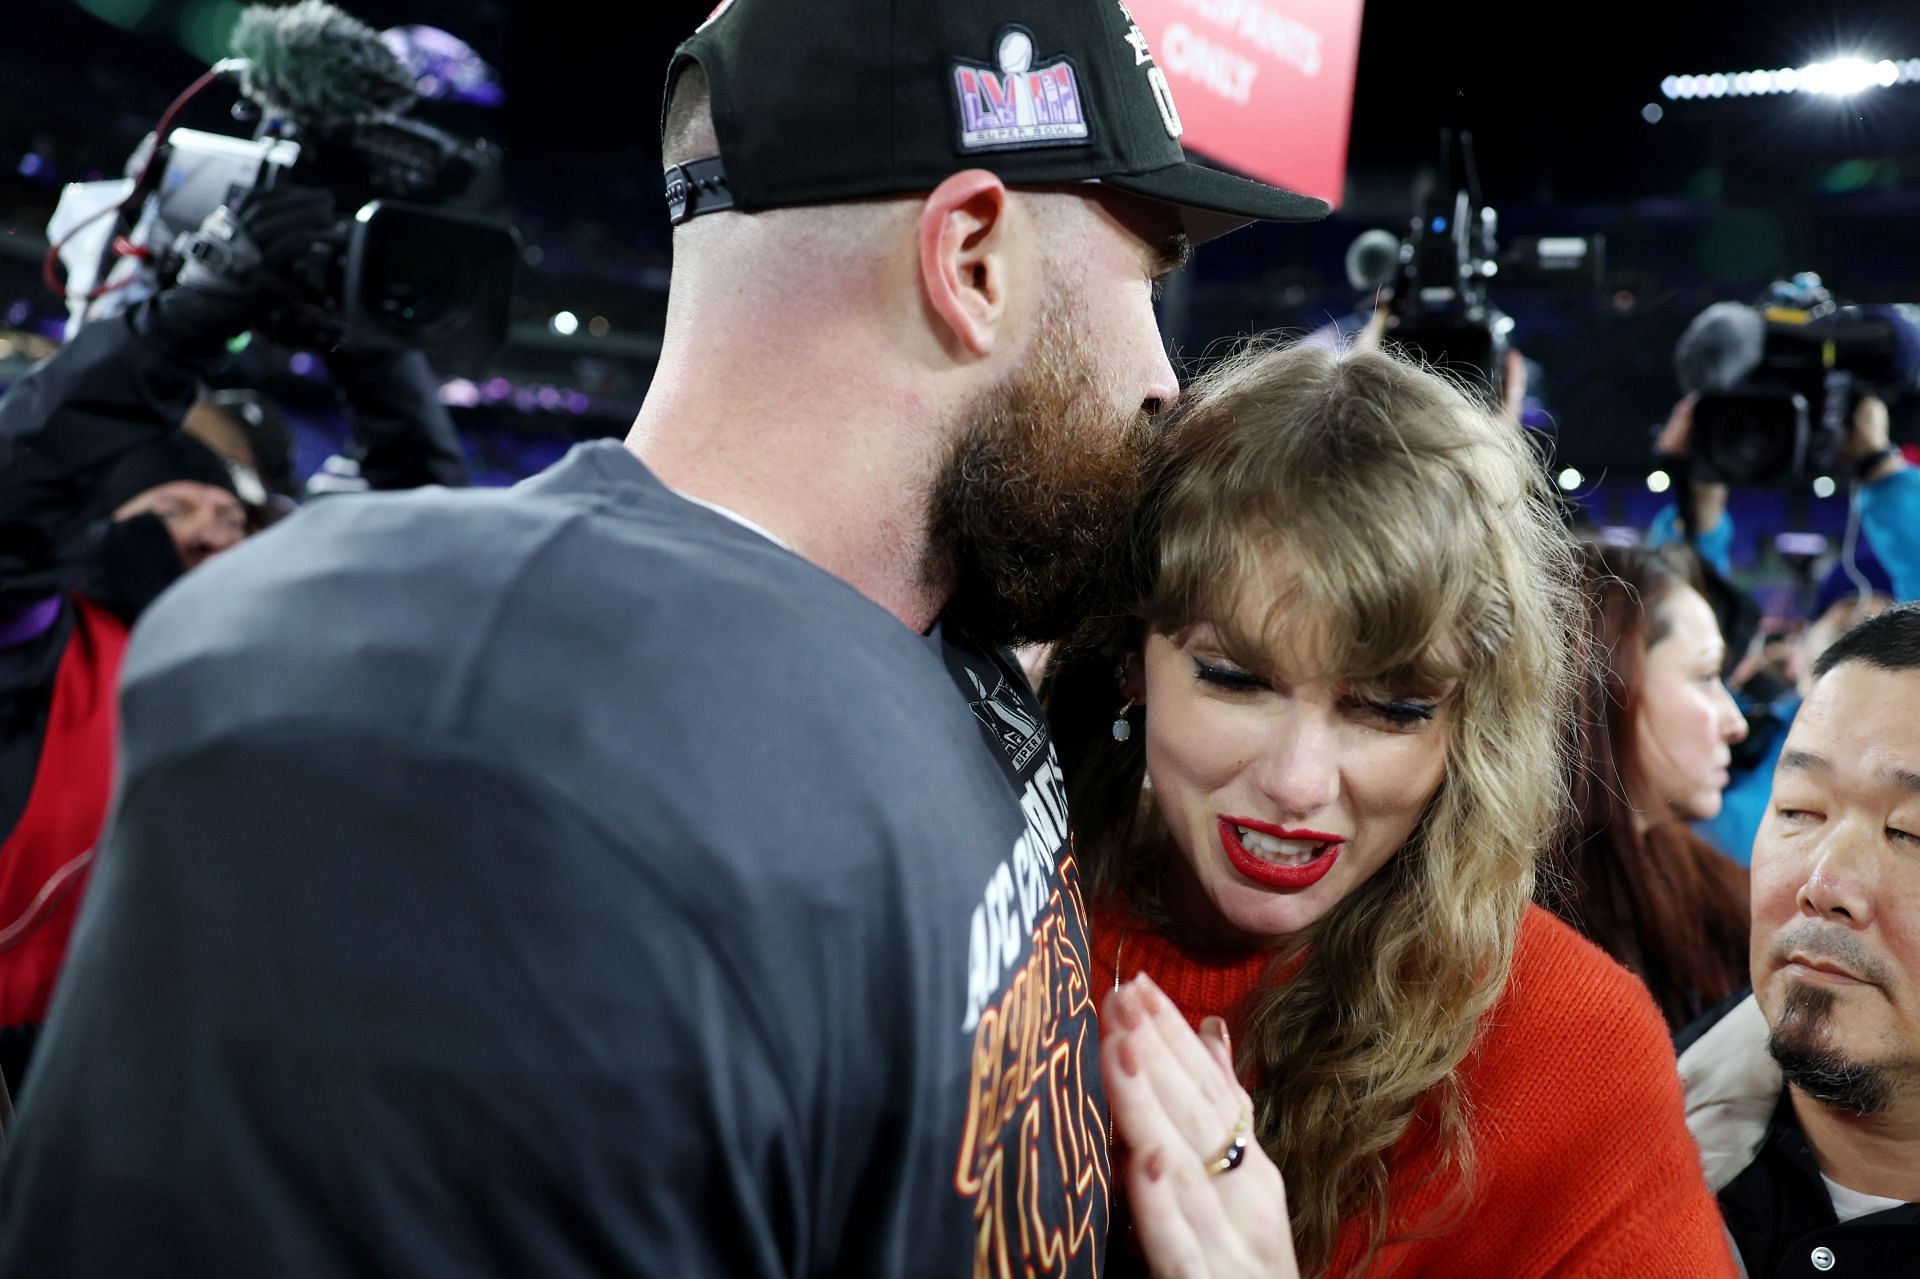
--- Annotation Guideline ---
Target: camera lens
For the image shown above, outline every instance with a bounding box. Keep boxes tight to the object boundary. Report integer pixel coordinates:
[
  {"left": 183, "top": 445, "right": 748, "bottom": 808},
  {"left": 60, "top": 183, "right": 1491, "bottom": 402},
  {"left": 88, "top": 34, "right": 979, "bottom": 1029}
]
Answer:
[
  {"left": 345, "top": 202, "right": 518, "bottom": 363},
  {"left": 1692, "top": 391, "right": 1805, "bottom": 484}
]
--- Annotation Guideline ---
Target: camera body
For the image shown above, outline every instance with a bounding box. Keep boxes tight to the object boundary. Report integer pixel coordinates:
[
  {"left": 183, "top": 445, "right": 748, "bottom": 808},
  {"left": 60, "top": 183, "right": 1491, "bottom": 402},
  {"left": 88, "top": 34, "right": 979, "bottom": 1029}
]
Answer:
[
  {"left": 54, "top": 111, "right": 518, "bottom": 369},
  {"left": 1685, "top": 297, "right": 1920, "bottom": 485},
  {"left": 1375, "top": 133, "right": 1603, "bottom": 408},
  {"left": 1384, "top": 189, "right": 1512, "bottom": 405}
]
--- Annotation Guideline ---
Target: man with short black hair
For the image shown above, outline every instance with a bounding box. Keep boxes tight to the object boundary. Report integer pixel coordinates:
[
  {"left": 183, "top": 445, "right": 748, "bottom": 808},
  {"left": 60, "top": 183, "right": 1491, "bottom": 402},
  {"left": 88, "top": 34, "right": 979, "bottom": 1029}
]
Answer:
[
  {"left": 0, "top": 2, "right": 1325, "bottom": 1275},
  {"left": 1682, "top": 602, "right": 1920, "bottom": 1276}
]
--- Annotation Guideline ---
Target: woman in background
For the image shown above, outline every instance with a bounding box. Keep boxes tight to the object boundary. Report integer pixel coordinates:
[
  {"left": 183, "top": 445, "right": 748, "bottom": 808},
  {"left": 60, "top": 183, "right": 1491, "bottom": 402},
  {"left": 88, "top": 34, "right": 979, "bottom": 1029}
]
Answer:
[{"left": 1542, "top": 542, "right": 1751, "bottom": 1030}]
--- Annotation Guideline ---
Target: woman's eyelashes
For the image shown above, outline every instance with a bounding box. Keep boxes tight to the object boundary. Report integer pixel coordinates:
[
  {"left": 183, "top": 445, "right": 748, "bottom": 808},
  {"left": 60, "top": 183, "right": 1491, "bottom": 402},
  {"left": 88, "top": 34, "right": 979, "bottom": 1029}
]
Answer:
[
  {"left": 1190, "top": 657, "right": 1441, "bottom": 726},
  {"left": 1367, "top": 699, "right": 1439, "bottom": 727},
  {"left": 1192, "top": 656, "right": 1266, "bottom": 692}
]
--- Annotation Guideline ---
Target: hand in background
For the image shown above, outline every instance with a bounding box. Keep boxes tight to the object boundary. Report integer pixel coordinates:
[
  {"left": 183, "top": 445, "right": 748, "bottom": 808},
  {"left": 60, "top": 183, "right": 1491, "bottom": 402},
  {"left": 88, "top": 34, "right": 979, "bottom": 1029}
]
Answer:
[
  {"left": 145, "top": 184, "right": 339, "bottom": 357},
  {"left": 1653, "top": 393, "right": 1730, "bottom": 533}
]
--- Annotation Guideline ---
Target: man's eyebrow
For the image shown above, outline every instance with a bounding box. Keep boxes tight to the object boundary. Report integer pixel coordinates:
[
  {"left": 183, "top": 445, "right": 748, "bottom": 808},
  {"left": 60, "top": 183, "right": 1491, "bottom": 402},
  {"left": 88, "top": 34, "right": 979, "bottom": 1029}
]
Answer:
[
  {"left": 1779, "top": 749, "right": 1920, "bottom": 795},
  {"left": 1153, "top": 233, "right": 1192, "bottom": 275},
  {"left": 1780, "top": 749, "right": 1829, "bottom": 774}
]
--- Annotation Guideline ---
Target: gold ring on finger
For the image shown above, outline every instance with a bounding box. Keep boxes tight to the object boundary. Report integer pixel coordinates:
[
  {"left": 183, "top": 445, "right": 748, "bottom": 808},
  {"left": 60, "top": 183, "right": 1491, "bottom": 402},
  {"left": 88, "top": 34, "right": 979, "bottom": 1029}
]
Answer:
[{"left": 1204, "top": 1105, "right": 1252, "bottom": 1177}]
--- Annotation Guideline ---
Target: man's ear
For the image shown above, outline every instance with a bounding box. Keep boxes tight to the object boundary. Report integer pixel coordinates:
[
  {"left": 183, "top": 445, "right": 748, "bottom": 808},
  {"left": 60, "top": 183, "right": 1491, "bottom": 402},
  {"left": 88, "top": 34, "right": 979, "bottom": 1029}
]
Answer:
[{"left": 918, "top": 170, "right": 1013, "bottom": 359}]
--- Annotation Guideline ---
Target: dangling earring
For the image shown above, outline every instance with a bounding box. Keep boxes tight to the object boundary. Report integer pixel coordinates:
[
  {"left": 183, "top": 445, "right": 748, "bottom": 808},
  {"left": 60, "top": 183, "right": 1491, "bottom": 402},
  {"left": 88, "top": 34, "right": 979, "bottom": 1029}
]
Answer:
[{"left": 1111, "top": 698, "right": 1137, "bottom": 742}]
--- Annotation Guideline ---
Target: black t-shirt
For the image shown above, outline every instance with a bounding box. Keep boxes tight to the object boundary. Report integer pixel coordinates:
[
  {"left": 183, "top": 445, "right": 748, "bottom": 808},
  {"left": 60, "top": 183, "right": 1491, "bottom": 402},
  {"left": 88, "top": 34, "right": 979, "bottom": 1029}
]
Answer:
[{"left": 0, "top": 442, "right": 1107, "bottom": 1278}]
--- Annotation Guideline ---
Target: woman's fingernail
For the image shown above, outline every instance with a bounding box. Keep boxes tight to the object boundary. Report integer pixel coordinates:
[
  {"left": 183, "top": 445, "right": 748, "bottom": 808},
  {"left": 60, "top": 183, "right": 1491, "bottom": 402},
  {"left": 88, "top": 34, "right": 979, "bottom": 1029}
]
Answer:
[
  {"left": 1132, "top": 975, "right": 1161, "bottom": 1014},
  {"left": 1118, "top": 1039, "right": 1139, "bottom": 1077},
  {"left": 1116, "top": 986, "right": 1141, "bottom": 1030},
  {"left": 1145, "top": 1149, "right": 1165, "bottom": 1182}
]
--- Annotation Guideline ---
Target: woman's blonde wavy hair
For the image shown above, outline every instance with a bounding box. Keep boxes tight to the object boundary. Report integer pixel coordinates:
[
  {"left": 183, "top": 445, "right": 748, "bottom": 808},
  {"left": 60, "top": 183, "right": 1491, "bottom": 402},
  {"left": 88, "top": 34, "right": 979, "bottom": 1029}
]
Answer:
[{"left": 1048, "top": 340, "right": 1580, "bottom": 1276}]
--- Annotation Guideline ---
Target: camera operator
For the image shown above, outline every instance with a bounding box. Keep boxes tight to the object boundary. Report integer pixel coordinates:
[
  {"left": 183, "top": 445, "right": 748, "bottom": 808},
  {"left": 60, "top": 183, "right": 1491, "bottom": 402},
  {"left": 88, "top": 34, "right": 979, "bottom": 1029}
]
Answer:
[
  {"left": 1844, "top": 392, "right": 1920, "bottom": 597},
  {"left": 0, "top": 183, "right": 466, "bottom": 1098},
  {"left": 1648, "top": 389, "right": 1920, "bottom": 865},
  {"left": 180, "top": 390, "right": 300, "bottom": 526}
]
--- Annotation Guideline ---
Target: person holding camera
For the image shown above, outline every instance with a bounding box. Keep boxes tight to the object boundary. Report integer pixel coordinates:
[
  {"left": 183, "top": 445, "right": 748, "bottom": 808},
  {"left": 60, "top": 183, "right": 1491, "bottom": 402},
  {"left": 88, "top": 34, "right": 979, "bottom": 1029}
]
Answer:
[
  {"left": 1648, "top": 390, "right": 1919, "bottom": 587},
  {"left": 1649, "top": 390, "right": 1920, "bottom": 866},
  {"left": 0, "top": 183, "right": 467, "bottom": 1098}
]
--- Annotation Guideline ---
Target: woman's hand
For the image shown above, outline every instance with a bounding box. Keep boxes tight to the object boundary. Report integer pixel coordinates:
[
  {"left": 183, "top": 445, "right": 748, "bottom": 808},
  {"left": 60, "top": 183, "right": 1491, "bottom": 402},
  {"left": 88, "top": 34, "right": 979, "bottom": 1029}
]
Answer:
[{"left": 1102, "top": 974, "right": 1299, "bottom": 1279}]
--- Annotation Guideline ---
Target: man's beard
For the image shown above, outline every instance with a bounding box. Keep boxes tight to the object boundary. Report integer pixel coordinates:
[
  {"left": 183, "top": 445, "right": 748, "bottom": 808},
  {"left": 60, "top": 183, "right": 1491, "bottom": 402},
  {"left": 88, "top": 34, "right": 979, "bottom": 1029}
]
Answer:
[
  {"left": 1768, "top": 984, "right": 1895, "bottom": 1117},
  {"left": 925, "top": 312, "right": 1157, "bottom": 649}
]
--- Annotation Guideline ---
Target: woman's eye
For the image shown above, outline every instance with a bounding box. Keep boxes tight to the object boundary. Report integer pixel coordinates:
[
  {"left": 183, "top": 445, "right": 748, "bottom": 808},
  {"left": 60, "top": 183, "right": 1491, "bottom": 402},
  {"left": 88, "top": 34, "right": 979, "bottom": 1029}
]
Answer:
[
  {"left": 1777, "top": 808, "right": 1821, "bottom": 824},
  {"left": 1191, "top": 657, "right": 1266, "bottom": 692},
  {"left": 1890, "top": 827, "right": 1919, "bottom": 846},
  {"left": 1364, "top": 699, "right": 1438, "bottom": 728}
]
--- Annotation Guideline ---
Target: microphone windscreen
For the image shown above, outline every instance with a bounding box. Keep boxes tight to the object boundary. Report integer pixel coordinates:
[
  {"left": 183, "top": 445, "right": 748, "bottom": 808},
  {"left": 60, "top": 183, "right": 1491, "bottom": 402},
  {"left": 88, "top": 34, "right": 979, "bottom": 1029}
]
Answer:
[
  {"left": 1345, "top": 229, "right": 1402, "bottom": 293},
  {"left": 230, "top": 0, "right": 416, "bottom": 129},
  {"left": 1674, "top": 301, "right": 1765, "bottom": 395}
]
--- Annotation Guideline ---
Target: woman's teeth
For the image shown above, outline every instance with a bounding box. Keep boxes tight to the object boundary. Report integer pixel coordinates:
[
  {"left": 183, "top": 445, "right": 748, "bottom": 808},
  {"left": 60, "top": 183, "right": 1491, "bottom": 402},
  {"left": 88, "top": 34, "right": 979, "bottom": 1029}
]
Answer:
[{"left": 1236, "top": 827, "right": 1330, "bottom": 866}]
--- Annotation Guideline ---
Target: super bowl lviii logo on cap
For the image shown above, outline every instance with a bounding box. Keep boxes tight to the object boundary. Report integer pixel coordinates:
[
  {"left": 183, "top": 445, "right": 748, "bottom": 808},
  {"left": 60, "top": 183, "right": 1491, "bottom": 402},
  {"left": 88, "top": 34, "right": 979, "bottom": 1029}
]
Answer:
[{"left": 952, "top": 26, "right": 1091, "bottom": 154}]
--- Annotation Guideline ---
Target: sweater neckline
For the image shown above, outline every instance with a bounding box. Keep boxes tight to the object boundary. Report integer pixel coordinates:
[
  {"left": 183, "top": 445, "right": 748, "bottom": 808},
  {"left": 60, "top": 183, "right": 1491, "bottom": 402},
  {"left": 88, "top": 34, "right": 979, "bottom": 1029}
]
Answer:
[{"left": 1097, "top": 901, "right": 1285, "bottom": 1030}]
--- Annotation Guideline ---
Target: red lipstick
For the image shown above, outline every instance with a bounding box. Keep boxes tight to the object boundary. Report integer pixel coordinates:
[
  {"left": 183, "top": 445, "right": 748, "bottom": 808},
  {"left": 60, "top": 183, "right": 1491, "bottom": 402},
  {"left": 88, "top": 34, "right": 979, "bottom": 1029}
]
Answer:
[{"left": 1218, "top": 816, "right": 1343, "bottom": 891}]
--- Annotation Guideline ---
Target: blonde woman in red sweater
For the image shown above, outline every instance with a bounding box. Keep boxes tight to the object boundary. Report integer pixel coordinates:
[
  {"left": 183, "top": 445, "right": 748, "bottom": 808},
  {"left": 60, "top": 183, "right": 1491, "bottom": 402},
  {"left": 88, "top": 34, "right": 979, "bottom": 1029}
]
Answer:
[{"left": 1046, "top": 342, "right": 1738, "bottom": 1278}]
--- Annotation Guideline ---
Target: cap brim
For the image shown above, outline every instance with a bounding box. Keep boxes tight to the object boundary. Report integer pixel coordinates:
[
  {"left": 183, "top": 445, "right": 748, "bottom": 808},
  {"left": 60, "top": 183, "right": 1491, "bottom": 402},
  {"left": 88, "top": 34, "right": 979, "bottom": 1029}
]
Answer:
[{"left": 1101, "top": 161, "right": 1331, "bottom": 244}]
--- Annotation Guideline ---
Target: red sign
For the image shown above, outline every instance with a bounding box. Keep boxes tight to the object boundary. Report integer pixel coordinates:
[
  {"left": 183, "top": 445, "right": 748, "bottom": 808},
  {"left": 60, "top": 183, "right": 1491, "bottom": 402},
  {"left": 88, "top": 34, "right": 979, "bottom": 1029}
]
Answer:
[{"left": 1126, "top": 0, "right": 1366, "bottom": 209}]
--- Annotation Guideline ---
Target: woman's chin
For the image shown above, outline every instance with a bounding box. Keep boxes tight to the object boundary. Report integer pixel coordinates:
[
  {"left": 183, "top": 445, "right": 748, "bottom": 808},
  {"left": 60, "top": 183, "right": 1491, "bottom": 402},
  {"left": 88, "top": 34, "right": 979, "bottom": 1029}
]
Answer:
[
  {"left": 1675, "top": 791, "right": 1724, "bottom": 822},
  {"left": 1208, "top": 880, "right": 1329, "bottom": 947}
]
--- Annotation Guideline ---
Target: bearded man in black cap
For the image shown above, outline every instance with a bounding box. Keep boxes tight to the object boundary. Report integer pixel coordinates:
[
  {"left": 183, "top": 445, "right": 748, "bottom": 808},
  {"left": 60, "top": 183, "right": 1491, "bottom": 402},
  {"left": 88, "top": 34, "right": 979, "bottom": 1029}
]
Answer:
[{"left": 0, "top": 2, "right": 1325, "bottom": 1275}]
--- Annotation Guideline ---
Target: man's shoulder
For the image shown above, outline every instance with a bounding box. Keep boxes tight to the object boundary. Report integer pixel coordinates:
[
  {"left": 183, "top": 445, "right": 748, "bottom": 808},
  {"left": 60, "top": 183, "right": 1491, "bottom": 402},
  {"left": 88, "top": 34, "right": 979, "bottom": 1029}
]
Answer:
[
  {"left": 1677, "top": 992, "right": 1779, "bottom": 1192},
  {"left": 127, "top": 445, "right": 930, "bottom": 751},
  {"left": 146, "top": 443, "right": 877, "bottom": 649},
  {"left": 137, "top": 443, "right": 906, "bottom": 687}
]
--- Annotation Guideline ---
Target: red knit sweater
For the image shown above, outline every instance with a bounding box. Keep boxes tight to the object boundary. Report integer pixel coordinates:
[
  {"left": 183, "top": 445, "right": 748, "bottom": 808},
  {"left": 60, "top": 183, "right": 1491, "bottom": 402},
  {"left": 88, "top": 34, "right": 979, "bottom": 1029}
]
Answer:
[{"left": 1093, "top": 903, "right": 1739, "bottom": 1278}]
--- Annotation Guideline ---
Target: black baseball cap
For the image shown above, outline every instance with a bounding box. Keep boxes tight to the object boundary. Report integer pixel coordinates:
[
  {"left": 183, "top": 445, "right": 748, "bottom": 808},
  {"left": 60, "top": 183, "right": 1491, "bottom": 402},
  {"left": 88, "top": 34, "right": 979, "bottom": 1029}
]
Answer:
[
  {"left": 94, "top": 433, "right": 240, "bottom": 517},
  {"left": 663, "top": 0, "right": 1330, "bottom": 242}
]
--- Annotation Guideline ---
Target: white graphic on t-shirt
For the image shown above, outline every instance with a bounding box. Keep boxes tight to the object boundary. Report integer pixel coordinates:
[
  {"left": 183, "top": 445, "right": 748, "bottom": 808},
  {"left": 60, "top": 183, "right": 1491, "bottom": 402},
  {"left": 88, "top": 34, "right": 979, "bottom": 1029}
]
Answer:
[
  {"left": 963, "top": 667, "right": 1044, "bottom": 772},
  {"left": 961, "top": 752, "right": 1069, "bottom": 1032}
]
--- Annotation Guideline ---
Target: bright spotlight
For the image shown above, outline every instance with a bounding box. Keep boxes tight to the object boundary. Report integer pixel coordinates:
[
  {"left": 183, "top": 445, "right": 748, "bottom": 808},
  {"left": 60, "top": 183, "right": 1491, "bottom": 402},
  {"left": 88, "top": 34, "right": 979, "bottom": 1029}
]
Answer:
[{"left": 1819, "top": 57, "right": 1877, "bottom": 96}]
